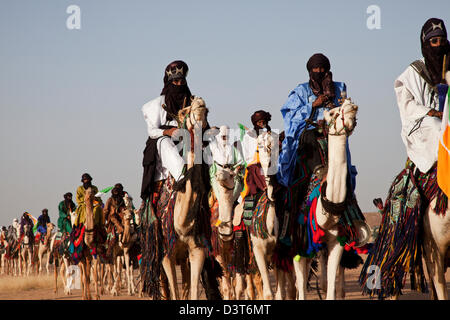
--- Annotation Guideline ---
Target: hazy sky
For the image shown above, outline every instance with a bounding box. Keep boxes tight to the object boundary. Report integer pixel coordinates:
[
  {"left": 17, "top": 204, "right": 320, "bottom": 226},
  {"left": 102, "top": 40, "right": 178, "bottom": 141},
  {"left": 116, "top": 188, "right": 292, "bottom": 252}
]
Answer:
[{"left": 1, "top": 0, "right": 449, "bottom": 226}]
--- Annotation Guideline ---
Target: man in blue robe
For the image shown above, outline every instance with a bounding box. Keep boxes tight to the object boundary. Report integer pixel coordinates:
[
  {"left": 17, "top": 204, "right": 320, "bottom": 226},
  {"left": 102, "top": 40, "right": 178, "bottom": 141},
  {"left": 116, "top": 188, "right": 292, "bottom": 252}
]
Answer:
[{"left": 277, "top": 53, "right": 357, "bottom": 190}]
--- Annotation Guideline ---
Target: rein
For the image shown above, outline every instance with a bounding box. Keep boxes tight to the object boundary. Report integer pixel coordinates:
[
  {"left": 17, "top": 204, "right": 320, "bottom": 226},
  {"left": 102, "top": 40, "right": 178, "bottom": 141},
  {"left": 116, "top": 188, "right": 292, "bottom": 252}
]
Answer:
[{"left": 327, "top": 106, "right": 355, "bottom": 136}]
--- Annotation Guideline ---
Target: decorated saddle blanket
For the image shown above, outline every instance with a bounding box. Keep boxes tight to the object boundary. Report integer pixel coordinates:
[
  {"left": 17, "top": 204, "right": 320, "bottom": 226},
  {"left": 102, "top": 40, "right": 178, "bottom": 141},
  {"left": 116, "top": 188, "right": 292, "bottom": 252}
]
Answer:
[
  {"left": 294, "top": 172, "right": 365, "bottom": 259},
  {"left": 359, "top": 159, "right": 447, "bottom": 299}
]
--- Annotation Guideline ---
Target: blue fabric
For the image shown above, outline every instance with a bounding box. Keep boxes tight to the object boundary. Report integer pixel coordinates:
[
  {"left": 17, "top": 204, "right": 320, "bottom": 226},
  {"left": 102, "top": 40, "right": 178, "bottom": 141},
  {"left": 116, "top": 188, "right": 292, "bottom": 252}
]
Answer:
[{"left": 276, "top": 81, "right": 357, "bottom": 191}]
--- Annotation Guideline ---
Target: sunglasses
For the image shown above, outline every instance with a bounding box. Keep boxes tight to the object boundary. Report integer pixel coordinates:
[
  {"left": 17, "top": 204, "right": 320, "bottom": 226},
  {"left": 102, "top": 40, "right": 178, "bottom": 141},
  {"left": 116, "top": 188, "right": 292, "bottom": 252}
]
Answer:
[{"left": 430, "top": 37, "right": 445, "bottom": 45}]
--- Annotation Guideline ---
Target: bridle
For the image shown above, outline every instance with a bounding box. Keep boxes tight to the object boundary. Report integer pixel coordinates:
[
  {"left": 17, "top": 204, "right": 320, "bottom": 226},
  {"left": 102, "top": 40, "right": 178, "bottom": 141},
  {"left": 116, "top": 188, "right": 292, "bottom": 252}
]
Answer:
[{"left": 327, "top": 105, "right": 356, "bottom": 136}]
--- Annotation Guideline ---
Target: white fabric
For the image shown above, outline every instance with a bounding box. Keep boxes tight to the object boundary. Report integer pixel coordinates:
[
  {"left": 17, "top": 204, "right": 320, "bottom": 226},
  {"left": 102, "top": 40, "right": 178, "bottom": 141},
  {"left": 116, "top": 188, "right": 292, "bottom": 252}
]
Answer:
[
  {"left": 394, "top": 61, "right": 444, "bottom": 173},
  {"left": 209, "top": 127, "right": 242, "bottom": 166},
  {"left": 242, "top": 131, "right": 258, "bottom": 165},
  {"left": 142, "top": 95, "right": 185, "bottom": 181}
]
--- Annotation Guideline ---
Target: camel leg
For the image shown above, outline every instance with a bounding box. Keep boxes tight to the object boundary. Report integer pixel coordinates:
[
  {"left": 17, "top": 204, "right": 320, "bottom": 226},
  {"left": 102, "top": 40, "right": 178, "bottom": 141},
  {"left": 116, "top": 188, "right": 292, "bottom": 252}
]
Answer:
[
  {"left": 274, "top": 267, "right": 285, "bottom": 300},
  {"left": 189, "top": 246, "right": 205, "bottom": 300},
  {"left": 60, "top": 260, "right": 70, "bottom": 295},
  {"left": 286, "top": 271, "right": 296, "bottom": 300},
  {"left": 46, "top": 251, "right": 51, "bottom": 276},
  {"left": 325, "top": 239, "right": 344, "bottom": 300},
  {"left": 179, "top": 257, "right": 190, "bottom": 300},
  {"left": 93, "top": 257, "right": 100, "bottom": 300},
  {"left": 293, "top": 257, "right": 309, "bottom": 300},
  {"left": 79, "top": 262, "right": 87, "bottom": 300},
  {"left": 85, "top": 258, "right": 92, "bottom": 300},
  {"left": 319, "top": 251, "right": 328, "bottom": 293},
  {"left": 251, "top": 240, "right": 272, "bottom": 300},
  {"left": 216, "top": 255, "right": 231, "bottom": 300},
  {"left": 423, "top": 238, "right": 448, "bottom": 300},
  {"left": 111, "top": 258, "right": 120, "bottom": 296},
  {"left": 162, "top": 255, "right": 179, "bottom": 300},
  {"left": 54, "top": 255, "right": 58, "bottom": 294},
  {"left": 99, "top": 261, "right": 105, "bottom": 295},
  {"left": 124, "top": 249, "right": 134, "bottom": 295},
  {"left": 336, "top": 264, "right": 345, "bottom": 299},
  {"left": 235, "top": 273, "right": 246, "bottom": 300}
]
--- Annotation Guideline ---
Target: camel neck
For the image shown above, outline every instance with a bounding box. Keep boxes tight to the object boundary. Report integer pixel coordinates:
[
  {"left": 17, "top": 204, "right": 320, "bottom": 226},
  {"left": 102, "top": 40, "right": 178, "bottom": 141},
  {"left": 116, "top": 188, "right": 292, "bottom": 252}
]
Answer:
[{"left": 326, "top": 135, "right": 348, "bottom": 203}]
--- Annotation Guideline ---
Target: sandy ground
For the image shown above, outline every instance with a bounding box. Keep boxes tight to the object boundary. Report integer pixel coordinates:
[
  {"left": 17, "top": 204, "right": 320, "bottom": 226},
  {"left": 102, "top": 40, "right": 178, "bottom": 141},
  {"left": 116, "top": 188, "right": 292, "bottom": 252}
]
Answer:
[
  {"left": 0, "top": 263, "right": 448, "bottom": 300},
  {"left": 0, "top": 213, "right": 448, "bottom": 300}
]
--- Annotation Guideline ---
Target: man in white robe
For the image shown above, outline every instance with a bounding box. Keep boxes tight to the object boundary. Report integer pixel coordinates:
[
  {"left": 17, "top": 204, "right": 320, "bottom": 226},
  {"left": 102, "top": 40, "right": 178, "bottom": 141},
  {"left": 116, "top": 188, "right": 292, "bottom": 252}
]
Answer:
[
  {"left": 208, "top": 125, "right": 244, "bottom": 201},
  {"left": 395, "top": 18, "right": 449, "bottom": 173},
  {"left": 140, "top": 61, "right": 192, "bottom": 201}
]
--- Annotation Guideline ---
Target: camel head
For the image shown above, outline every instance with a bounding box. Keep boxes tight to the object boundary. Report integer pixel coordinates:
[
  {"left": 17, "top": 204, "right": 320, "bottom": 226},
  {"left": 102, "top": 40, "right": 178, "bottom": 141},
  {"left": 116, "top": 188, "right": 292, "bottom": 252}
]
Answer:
[
  {"left": 178, "top": 96, "right": 209, "bottom": 131},
  {"left": 215, "top": 166, "right": 236, "bottom": 191},
  {"left": 123, "top": 192, "right": 133, "bottom": 210},
  {"left": 214, "top": 165, "right": 237, "bottom": 241},
  {"left": 257, "top": 131, "right": 276, "bottom": 201},
  {"left": 46, "top": 223, "right": 55, "bottom": 235},
  {"left": 324, "top": 99, "right": 358, "bottom": 137},
  {"left": 84, "top": 187, "right": 94, "bottom": 204},
  {"left": 257, "top": 131, "right": 275, "bottom": 177}
]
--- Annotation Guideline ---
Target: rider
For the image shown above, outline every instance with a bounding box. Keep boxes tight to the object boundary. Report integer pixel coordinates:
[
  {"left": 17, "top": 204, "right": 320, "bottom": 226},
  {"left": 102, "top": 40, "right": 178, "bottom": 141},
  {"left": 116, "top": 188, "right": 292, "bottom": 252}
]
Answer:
[
  {"left": 207, "top": 125, "right": 245, "bottom": 202},
  {"left": 103, "top": 183, "right": 127, "bottom": 235},
  {"left": 19, "top": 212, "right": 34, "bottom": 239},
  {"left": 277, "top": 53, "right": 356, "bottom": 189},
  {"left": 36, "top": 209, "right": 51, "bottom": 242},
  {"left": 140, "top": 60, "right": 192, "bottom": 203},
  {"left": 359, "top": 18, "right": 450, "bottom": 299},
  {"left": 395, "top": 17, "right": 448, "bottom": 174},
  {"left": 74, "top": 173, "right": 104, "bottom": 228},
  {"left": 57, "top": 192, "right": 76, "bottom": 235}
]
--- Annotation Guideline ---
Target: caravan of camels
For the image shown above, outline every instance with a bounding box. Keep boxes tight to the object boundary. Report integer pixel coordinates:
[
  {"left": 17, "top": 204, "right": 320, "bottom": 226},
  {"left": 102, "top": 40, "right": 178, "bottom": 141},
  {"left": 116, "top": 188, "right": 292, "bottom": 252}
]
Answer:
[{"left": 1, "top": 18, "right": 450, "bottom": 301}]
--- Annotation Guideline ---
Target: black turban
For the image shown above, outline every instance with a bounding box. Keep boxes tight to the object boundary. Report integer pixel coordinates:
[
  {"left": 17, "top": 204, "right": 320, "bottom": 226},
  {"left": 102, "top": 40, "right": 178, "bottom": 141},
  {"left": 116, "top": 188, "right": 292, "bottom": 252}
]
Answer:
[
  {"left": 251, "top": 110, "right": 272, "bottom": 132},
  {"left": 306, "top": 53, "right": 331, "bottom": 72},
  {"left": 421, "top": 18, "right": 450, "bottom": 85},
  {"left": 81, "top": 173, "right": 92, "bottom": 182},
  {"left": 160, "top": 60, "right": 192, "bottom": 122},
  {"left": 307, "top": 53, "right": 335, "bottom": 101}
]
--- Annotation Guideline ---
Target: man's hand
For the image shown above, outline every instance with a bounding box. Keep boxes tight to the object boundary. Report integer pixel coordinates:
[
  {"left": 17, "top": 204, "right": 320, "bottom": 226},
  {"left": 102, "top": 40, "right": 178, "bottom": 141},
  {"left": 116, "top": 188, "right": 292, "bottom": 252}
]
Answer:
[
  {"left": 163, "top": 127, "right": 178, "bottom": 137},
  {"left": 427, "top": 109, "right": 443, "bottom": 119},
  {"left": 312, "top": 94, "right": 328, "bottom": 108}
]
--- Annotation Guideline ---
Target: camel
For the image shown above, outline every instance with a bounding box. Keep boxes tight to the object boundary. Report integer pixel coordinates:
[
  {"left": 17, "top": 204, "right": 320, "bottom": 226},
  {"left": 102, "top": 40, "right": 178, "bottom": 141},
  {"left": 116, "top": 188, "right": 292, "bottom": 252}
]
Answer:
[
  {"left": 78, "top": 187, "right": 101, "bottom": 300},
  {"left": 20, "top": 224, "right": 34, "bottom": 277},
  {"left": 4, "top": 223, "right": 22, "bottom": 276},
  {"left": 37, "top": 222, "right": 55, "bottom": 275},
  {"left": 420, "top": 72, "right": 450, "bottom": 300},
  {"left": 108, "top": 193, "right": 139, "bottom": 296},
  {"left": 0, "top": 228, "right": 8, "bottom": 275},
  {"left": 239, "top": 131, "right": 295, "bottom": 300},
  {"left": 293, "top": 98, "right": 369, "bottom": 300},
  {"left": 173, "top": 96, "right": 220, "bottom": 300},
  {"left": 210, "top": 163, "right": 241, "bottom": 299},
  {"left": 52, "top": 214, "right": 79, "bottom": 296},
  {"left": 118, "top": 193, "right": 139, "bottom": 295}
]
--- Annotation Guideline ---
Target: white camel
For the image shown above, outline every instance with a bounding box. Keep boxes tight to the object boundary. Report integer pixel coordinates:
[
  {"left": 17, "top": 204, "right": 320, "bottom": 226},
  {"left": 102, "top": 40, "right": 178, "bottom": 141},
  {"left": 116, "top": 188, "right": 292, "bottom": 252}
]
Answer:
[
  {"left": 242, "top": 131, "right": 295, "bottom": 300},
  {"left": 293, "top": 98, "right": 369, "bottom": 300},
  {"left": 173, "top": 96, "right": 211, "bottom": 300},
  {"left": 421, "top": 72, "right": 450, "bottom": 300}
]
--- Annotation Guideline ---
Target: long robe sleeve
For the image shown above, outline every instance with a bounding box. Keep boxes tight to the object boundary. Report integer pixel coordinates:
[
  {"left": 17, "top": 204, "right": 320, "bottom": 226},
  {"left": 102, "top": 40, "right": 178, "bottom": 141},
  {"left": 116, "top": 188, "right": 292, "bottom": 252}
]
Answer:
[{"left": 394, "top": 64, "right": 443, "bottom": 173}]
